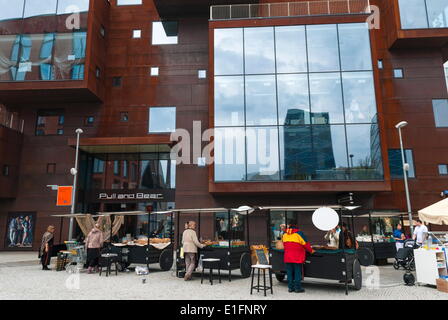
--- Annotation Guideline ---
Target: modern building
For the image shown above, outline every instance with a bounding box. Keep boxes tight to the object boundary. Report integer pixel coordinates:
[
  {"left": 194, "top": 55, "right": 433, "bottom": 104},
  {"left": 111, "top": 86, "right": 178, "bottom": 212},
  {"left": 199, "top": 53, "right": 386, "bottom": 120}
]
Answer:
[{"left": 1, "top": 0, "right": 448, "bottom": 250}]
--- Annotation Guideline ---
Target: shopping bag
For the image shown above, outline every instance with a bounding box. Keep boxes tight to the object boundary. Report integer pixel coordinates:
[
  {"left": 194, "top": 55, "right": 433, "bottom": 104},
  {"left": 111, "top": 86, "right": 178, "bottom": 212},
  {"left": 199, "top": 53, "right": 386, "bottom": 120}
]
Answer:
[{"left": 180, "top": 247, "right": 184, "bottom": 259}]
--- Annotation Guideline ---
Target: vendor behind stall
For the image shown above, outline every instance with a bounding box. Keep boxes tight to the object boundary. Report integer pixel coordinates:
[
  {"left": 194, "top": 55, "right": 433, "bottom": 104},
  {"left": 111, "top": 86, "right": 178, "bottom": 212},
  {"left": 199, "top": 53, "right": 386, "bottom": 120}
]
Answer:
[
  {"left": 324, "top": 226, "right": 340, "bottom": 248},
  {"left": 358, "top": 225, "right": 370, "bottom": 236},
  {"left": 413, "top": 220, "right": 428, "bottom": 247},
  {"left": 182, "top": 221, "right": 206, "bottom": 281},
  {"left": 282, "top": 222, "right": 314, "bottom": 293},
  {"left": 339, "top": 223, "right": 357, "bottom": 249}
]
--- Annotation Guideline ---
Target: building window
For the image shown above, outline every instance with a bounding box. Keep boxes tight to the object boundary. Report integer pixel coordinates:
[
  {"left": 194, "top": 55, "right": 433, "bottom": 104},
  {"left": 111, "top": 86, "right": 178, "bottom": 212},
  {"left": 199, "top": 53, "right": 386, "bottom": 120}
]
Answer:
[
  {"left": 432, "top": 99, "right": 448, "bottom": 127},
  {"left": 132, "top": 30, "right": 142, "bottom": 38},
  {"left": 93, "top": 159, "right": 104, "bottom": 173},
  {"left": 439, "top": 164, "right": 448, "bottom": 175},
  {"left": 112, "top": 77, "right": 122, "bottom": 87},
  {"left": 378, "top": 60, "right": 383, "bottom": 69},
  {"left": 96, "top": 67, "right": 101, "bottom": 78},
  {"left": 198, "top": 70, "right": 207, "bottom": 79},
  {"left": 100, "top": 25, "right": 106, "bottom": 37},
  {"left": 46, "top": 163, "right": 56, "bottom": 174},
  {"left": 123, "top": 160, "right": 128, "bottom": 178},
  {"left": 113, "top": 161, "right": 120, "bottom": 176},
  {"left": 150, "top": 67, "right": 159, "bottom": 76},
  {"left": 117, "top": 0, "right": 142, "bottom": 5},
  {"left": 120, "top": 112, "right": 129, "bottom": 122},
  {"left": 213, "top": 23, "right": 382, "bottom": 182},
  {"left": 149, "top": 107, "right": 176, "bottom": 133},
  {"left": 152, "top": 21, "right": 178, "bottom": 45},
  {"left": 388, "top": 149, "right": 416, "bottom": 179},
  {"left": 84, "top": 116, "right": 95, "bottom": 125},
  {"left": 393, "top": 68, "right": 404, "bottom": 78},
  {"left": 2, "top": 165, "right": 9, "bottom": 176},
  {"left": 35, "top": 109, "right": 65, "bottom": 136},
  {"left": 398, "top": 0, "right": 448, "bottom": 29}
]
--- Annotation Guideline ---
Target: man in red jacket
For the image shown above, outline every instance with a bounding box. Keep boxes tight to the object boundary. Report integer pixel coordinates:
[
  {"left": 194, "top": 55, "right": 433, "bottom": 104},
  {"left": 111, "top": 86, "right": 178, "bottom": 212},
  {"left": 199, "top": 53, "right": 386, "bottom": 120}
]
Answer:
[{"left": 282, "top": 223, "right": 314, "bottom": 293}]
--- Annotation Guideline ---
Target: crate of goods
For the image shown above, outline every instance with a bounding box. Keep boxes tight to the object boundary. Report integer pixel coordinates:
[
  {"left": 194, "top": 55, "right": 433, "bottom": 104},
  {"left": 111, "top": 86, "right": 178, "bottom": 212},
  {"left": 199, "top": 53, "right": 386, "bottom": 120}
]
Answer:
[{"left": 436, "top": 278, "right": 448, "bottom": 293}]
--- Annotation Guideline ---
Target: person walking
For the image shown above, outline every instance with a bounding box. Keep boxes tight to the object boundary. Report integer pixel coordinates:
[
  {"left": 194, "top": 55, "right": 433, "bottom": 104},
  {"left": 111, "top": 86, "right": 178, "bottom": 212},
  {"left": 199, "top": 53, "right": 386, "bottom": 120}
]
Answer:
[
  {"left": 282, "top": 222, "right": 314, "bottom": 293},
  {"left": 182, "top": 221, "right": 205, "bottom": 281},
  {"left": 39, "top": 225, "right": 55, "bottom": 270},
  {"left": 85, "top": 223, "right": 104, "bottom": 273}
]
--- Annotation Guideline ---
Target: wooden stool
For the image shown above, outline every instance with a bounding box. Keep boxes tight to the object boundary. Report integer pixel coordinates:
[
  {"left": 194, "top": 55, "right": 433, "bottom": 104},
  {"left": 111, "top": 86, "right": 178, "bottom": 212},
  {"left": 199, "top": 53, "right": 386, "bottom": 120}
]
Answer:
[
  {"left": 250, "top": 264, "right": 273, "bottom": 296},
  {"left": 201, "top": 258, "right": 221, "bottom": 285},
  {"left": 99, "top": 253, "right": 118, "bottom": 277}
]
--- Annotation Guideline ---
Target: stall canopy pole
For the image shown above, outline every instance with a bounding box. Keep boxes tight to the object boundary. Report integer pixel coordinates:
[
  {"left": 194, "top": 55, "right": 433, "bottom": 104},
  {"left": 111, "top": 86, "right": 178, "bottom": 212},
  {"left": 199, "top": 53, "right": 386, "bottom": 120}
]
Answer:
[
  {"left": 246, "top": 209, "right": 250, "bottom": 247},
  {"left": 340, "top": 208, "right": 349, "bottom": 295}
]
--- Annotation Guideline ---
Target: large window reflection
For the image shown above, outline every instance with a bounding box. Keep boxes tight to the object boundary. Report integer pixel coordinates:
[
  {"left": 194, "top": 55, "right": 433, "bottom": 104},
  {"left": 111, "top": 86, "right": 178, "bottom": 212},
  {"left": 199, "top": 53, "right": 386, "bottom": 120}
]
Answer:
[
  {"left": 246, "top": 127, "right": 279, "bottom": 181},
  {"left": 275, "top": 26, "right": 307, "bottom": 73},
  {"left": 307, "top": 24, "right": 340, "bottom": 72},
  {"left": 245, "top": 75, "right": 277, "bottom": 126},
  {"left": 309, "top": 73, "right": 344, "bottom": 124},
  {"left": 214, "top": 127, "right": 246, "bottom": 181},
  {"left": 215, "top": 76, "right": 245, "bottom": 126},
  {"left": 397, "top": 0, "right": 448, "bottom": 29},
  {"left": 244, "top": 27, "right": 275, "bottom": 74},
  {"left": 426, "top": 0, "right": 448, "bottom": 28},
  {"left": 214, "top": 28, "right": 244, "bottom": 76},
  {"left": 277, "top": 74, "right": 310, "bottom": 125},
  {"left": 213, "top": 23, "right": 383, "bottom": 181},
  {"left": 338, "top": 23, "right": 372, "bottom": 71},
  {"left": 342, "top": 72, "right": 377, "bottom": 123}
]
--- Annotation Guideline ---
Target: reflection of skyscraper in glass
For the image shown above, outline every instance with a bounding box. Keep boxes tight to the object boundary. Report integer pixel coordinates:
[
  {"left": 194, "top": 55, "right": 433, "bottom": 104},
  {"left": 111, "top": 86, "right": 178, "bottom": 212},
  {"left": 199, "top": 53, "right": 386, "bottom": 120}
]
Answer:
[{"left": 283, "top": 109, "right": 336, "bottom": 180}]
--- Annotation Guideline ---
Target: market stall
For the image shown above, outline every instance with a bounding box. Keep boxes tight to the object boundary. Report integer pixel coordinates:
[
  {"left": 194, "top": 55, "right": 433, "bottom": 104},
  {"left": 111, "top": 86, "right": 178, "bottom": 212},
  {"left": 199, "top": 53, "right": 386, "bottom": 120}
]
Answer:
[
  {"left": 174, "top": 207, "right": 254, "bottom": 281},
  {"left": 352, "top": 212, "right": 406, "bottom": 265},
  {"left": 416, "top": 199, "right": 448, "bottom": 289},
  {"left": 265, "top": 205, "right": 363, "bottom": 294},
  {"left": 103, "top": 211, "right": 174, "bottom": 271}
]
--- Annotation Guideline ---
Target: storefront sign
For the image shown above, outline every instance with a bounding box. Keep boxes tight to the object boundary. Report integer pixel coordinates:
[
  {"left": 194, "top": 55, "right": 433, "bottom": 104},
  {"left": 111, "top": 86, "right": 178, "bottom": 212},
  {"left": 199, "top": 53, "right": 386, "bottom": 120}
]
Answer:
[
  {"left": 56, "top": 186, "right": 73, "bottom": 206},
  {"left": 98, "top": 192, "right": 164, "bottom": 201},
  {"left": 89, "top": 189, "right": 175, "bottom": 203}
]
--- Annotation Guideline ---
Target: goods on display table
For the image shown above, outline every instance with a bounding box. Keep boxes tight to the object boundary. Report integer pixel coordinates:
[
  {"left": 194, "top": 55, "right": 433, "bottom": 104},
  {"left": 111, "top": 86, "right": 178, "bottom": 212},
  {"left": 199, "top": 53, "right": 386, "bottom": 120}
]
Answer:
[
  {"left": 266, "top": 205, "right": 363, "bottom": 294},
  {"left": 414, "top": 245, "right": 448, "bottom": 286},
  {"left": 174, "top": 208, "right": 254, "bottom": 281},
  {"left": 352, "top": 212, "right": 405, "bottom": 264},
  {"left": 105, "top": 211, "right": 174, "bottom": 271}
]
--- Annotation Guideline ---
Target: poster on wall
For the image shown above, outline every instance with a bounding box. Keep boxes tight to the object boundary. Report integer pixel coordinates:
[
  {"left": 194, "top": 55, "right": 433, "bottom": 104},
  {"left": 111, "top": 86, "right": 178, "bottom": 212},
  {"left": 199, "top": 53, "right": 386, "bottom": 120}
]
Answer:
[{"left": 4, "top": 212, "right": 36, "bottom": 250}]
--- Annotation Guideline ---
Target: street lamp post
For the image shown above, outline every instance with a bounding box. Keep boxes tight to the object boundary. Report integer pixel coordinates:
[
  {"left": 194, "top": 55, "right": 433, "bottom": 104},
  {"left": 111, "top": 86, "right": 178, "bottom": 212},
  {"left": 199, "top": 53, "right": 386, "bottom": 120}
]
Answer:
[
  {"left": 395, "top": 121, "right": 413, "bottom": 234},
  {"left": 69, "top": 128, "right": 83, "bottom": 240}
]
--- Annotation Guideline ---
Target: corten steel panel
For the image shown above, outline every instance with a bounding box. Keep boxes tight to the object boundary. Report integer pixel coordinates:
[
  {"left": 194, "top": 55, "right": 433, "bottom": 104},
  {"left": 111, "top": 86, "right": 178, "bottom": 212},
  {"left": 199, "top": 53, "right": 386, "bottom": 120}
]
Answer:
[
  {"left": 0, "top": 126, "right": 23, "bottom": 198},
  {"left": 208, "top": 14, "right": 392, "bottom": 194},
  {"left": 0, "top": 0, "right": 109, "bottom": 104}
]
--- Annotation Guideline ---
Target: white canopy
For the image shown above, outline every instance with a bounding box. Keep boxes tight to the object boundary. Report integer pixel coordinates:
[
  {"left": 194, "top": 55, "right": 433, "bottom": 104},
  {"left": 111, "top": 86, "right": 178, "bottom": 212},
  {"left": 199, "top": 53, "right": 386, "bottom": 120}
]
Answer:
[{"left": 418, "top": 198, "right": 448, "bottom": 225}]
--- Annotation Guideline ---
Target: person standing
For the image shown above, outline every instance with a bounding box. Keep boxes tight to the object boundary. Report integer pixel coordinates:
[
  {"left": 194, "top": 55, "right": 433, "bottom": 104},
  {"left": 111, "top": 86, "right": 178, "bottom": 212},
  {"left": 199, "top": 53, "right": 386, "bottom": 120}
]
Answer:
[
  {"left": 282, "top": 223, "right": 314, "bottom": 293},
  {"left": 413, "top": 220, "right": 428, "bottom": 247},
  {"left": 182, "top": 221, "right": 205, "bottom": 281},
  {"left": 324, "top": 225, "right": 340, "bottom": 248},
  {"left": 39, "top": 225, "right": 55, "bottom": 270},
  {"left": 393, "top": 223, "right": 406, "bottom": 251},
  {"left": 8, "top": 217, "right": 18, "bottom": 247},
  {"left": 85, "top": 223, "right": 104, "bottom": 273},
  {"left": 21, "top": 216, "right": 31, "bottom": 246}
]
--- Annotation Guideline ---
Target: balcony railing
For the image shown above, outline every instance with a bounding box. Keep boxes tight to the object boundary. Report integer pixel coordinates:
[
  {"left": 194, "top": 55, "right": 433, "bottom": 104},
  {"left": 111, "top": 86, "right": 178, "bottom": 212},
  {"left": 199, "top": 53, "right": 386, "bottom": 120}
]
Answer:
[
  {"left": 0, "top": 106, "right": 24, "bottom": 133},
  {"left": 210, "top": 0, "right": 371, "bottom": 20}
]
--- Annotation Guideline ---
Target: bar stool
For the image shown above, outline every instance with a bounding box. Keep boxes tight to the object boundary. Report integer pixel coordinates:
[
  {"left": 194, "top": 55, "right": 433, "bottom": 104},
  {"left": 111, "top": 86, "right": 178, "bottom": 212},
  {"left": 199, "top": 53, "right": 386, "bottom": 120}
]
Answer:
[
  {"left": 250, "top": 264, "right": 273, "bottom": 296},
  {"left": 99, "top": 253, "right": 119, "bottom": 277},
  {"left": 201, "top": 258, "right": 221, "bottom": 285}
]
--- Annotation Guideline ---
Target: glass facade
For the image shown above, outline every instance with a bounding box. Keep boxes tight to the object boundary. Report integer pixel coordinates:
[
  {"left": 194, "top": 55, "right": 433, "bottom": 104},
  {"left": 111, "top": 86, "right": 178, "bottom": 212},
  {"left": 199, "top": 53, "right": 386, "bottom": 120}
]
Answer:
[
  {"left": 214, "top": 23, "right": 383, "bottom": 182},
  {"left": 388, "top": 149, "right": 416, "bottom": 179},
  {"left": 0, "top": 0, "right": 89, "bottom": 81},
  {"left": 433, "top": 99, "right": 448, "bottom": 127},
  {"left": 399, "top": 0, "right": 448, "bottom": 29}
]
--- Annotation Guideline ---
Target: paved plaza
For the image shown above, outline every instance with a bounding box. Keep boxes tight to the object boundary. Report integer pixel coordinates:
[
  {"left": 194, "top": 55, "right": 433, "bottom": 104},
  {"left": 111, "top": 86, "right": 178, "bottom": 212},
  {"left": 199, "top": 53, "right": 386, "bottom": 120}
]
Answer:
[{"left": 0, "top": 252, "right": 447, "bottom": 300}]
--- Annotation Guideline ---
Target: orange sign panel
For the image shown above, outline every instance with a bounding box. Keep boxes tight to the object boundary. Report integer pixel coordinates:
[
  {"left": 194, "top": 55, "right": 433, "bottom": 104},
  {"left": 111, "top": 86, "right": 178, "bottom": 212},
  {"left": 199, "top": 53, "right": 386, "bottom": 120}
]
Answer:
[{"left": 56, "top": 186, "right": 73, "bottom": 206}]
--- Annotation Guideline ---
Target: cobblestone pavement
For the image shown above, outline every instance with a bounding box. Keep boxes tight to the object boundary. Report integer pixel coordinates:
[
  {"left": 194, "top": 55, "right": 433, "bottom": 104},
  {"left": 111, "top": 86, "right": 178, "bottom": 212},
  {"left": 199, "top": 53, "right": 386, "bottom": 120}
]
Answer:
[{"left": 0, "top": 252, "right": 447, "bottom": 300}]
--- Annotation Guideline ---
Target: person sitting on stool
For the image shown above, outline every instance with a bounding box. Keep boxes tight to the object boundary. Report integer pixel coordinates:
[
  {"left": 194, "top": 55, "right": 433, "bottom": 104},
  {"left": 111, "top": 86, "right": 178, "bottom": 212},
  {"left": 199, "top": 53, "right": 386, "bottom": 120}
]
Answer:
[{"left": 282, "top": 222, "right": 314, "bottom": 293}]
